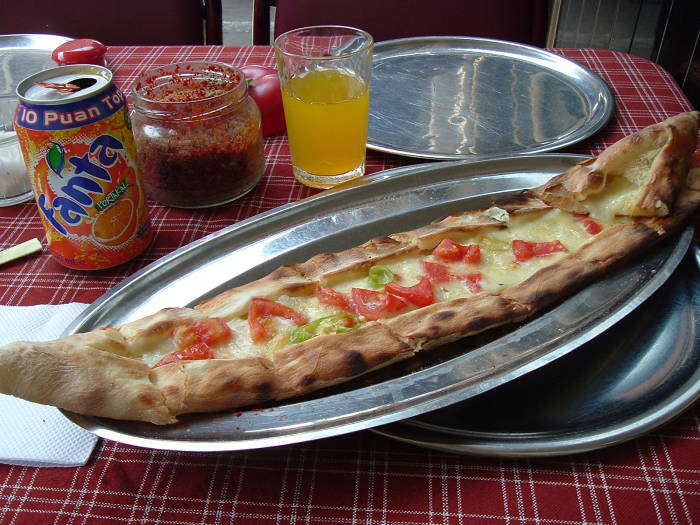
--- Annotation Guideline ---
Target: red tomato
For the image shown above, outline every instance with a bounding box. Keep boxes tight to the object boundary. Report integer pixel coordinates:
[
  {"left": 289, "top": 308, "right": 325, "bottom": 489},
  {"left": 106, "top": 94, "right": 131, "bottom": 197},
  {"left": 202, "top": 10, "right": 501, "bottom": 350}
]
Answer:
[
  {"left": 241, "top": 65, "right": 286, "bottom": 136},
  {"left": 432, "top": 239, "right": 462, "bottom": 261},
  {"left": 351, "top": 288, "right": 407, "bottom": 321},
  {"left": 153, "top": 343, "right": 214, "bottom": 368},
  {"left": 248, "top": 297, "right": 308, "bottom": 342},
  {"left": 315, "top": 286, "right": 354, "bottom": 312},
  {"left": 458, "top": 272, "right": 482, "bottom": 293},
  {"left": 512, "top": 240, "right": 567, "bottom": 262},
  {"left": 422, "top": 261, "right": 452, "bottom": 283},
  {"left": 385, "top": 276, "right": 435, "bottom": 308},
  {"left": 185, "top": 318, "right": 232, "bottom": 346},
  {"left": 582, "top": 218, "right": 602, "bottom": 235},
  {"left": 573, "top": 213, "right": 603, "bottom": 235},
  {"left": 432, "top": 239, "right": 481, "bottom": 264},
  {"left": 52, "top": 38, "right": 107, "bottom": 66},
  {"left": 463, "top": 244, "right": 481, "bottom": 264},
  {"left": 153, "top": 317, "right": 232, "bottom": 368}
]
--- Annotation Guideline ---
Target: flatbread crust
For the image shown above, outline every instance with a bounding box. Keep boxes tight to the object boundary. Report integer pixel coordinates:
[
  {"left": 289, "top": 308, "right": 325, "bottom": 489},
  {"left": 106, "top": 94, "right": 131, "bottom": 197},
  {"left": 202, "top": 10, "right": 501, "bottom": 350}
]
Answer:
[
  {"left": 0, "top": 112, "right": 698, "bottom": 425},
  {"left": 382, "top": 294, "right": 528, "bottom": 351},
  {"left": 533, "top": 112, "right": 700, "bottom": 218},
  {"left": 153, "top": 357, "right": 275, "bottom": 418},
  {"left": 0, "top": 330, "right": 176, "bottom": 424},
  {"left": 500, "top": 223, "right": 659, "bottom": 310},
  {"left": 273, "top": 323, "right": 412, "bottom": 399}
]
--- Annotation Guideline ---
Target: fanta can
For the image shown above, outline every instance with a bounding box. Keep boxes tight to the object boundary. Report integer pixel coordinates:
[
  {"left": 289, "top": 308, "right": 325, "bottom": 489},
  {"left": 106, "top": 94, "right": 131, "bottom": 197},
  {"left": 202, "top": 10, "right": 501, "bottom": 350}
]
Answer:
[{"left": 14, "top": 65, "right": 153, "bottom": 270}]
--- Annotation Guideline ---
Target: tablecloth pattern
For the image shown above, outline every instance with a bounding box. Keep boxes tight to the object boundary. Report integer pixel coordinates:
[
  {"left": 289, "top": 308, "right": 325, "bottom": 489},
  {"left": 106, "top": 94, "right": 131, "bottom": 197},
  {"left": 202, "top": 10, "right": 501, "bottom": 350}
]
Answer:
[{"left": 0, "top": 46, "right": 697, "bottom": 525}]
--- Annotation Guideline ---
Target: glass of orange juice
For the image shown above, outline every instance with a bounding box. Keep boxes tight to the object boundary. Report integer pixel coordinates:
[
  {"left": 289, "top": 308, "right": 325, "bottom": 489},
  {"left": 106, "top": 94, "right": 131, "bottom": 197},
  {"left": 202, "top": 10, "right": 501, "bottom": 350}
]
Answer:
[{"left": 274, "top": 26, "right": 374, "bottom": 188}]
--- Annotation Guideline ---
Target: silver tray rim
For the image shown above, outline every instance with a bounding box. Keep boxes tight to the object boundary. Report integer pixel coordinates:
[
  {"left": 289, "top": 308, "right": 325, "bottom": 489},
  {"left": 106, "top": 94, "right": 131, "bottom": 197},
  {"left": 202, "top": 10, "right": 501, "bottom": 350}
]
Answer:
[
  {"left": 366, "top": 36, "right": 615, "bottom": 160},
  {"left": 60, "top": 155, "right": 689, "bottom": 452}
]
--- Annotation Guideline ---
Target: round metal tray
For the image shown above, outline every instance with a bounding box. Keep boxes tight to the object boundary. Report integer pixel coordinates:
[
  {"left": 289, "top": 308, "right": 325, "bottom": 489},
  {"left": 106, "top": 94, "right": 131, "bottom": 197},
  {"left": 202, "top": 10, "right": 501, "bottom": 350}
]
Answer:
[
  {"left": 367, "top": 37, "right": 614, "bottom": 160},
  {"left": 0, "top": 34, "right": 70, "bottom": 96},
  {"left": 374, "top": 252, "right": 700, "bottom": 457},
  {"left": 0, "top": 34, "right": 71, "bottom": 206}
]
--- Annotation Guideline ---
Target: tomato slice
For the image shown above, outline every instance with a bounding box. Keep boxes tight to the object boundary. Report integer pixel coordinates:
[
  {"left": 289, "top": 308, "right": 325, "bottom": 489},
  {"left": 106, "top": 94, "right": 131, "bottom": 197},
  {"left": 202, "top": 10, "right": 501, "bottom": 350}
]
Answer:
[
  {"left": 573, "top": 213, "right": 603, "bottom": 235},
  {"left": 458, "top": 272, "right": 482, "bottom": 293},
  {"left": 153, "top": 318, "right": 232, "bottom": 368},
  {"left": 422, "top": 261, "right": 452, "bottom": 283},
  {"left": 385, "top": 276, "right": 435, "bottom": 307},
  {"left": 432, "top": 239, "right": 463, "bottom": 261},
  {"left": 582, "top": 218, "right": 603, "bottom": 235},
  {"left": 462, "top": 244, "right": 481, "bottom": 264},
  {"left": 351, "top": 288, "right": 407, "bottom": 321},
  {"left": 153, "top": 343, "right": 215, "bottom": 368},
  {"left": 175, "top": 317, "right": 232, "bottom": 348},
  {"left": 314, "top": 286, "right": 355, "bottom": 313},
  {"left": 315, "top": 286, "right": 354, "bottom": 312},
  {"left": 512, "top": 239, "right": 567, "bottom": 262},
  {"left": 248, "top": 297, "right": 308, "bottom": 342},
  {"left": 432, "top": 239, "right": 481, "bottom": 264}
]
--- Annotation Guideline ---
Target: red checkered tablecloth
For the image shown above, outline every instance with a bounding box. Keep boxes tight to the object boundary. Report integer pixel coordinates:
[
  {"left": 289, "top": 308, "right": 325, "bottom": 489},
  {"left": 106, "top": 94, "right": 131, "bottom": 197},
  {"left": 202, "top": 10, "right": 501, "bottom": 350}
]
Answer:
[{"left": 0, "top": 46, "right": 698, "bottom": 524}]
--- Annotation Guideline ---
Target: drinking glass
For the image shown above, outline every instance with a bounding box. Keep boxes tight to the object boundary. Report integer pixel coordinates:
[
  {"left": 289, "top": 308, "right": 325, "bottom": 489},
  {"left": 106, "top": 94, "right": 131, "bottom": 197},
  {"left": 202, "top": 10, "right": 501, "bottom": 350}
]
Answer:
[{"left": 274, "top": 26, "right": 373, "bottom": 188}]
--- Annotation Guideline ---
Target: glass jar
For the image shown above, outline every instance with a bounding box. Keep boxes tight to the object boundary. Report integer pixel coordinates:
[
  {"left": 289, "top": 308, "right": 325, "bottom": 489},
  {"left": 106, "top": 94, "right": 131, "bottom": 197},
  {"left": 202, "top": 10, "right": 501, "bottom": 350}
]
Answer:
[{"left": 130, "top": 62, "right": 264, "bottom": 208}]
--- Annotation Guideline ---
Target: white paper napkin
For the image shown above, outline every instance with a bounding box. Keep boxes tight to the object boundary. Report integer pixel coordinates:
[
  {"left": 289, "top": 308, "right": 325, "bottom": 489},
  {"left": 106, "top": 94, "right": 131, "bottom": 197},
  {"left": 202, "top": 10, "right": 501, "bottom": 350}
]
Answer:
[{"left": 0, "top": 303, "right": 99, "bottom": 467}]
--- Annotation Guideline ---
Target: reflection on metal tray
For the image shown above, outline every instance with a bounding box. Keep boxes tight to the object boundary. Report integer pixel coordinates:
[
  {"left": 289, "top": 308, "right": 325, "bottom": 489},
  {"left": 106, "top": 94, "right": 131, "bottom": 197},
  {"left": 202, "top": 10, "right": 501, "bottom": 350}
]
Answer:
[
  {"left": 374, "top": 254, "right": 700, "bottom": 457},
  {"left": 61, "top": 156, "right": 688, "bottom": 452},
  {"left": 368, "top": 37, "right": 614, "bottom": 160},
  {"left": 0, "top": 34, "right": 70, "bottom": 95},
  {"left": 0, "top": 35, "right": 70, "bottom": 205}
]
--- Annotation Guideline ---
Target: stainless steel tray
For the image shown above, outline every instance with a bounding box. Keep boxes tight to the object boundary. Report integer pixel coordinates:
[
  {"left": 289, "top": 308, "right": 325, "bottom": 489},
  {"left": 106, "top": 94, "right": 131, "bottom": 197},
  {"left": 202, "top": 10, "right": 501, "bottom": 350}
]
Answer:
[
  {"left": 61, "top": 156, "right": 689, "bottom": 452},
  {"left": 367, "top": 37, "right": 614, "bottom": 160},
  {"left": 374, "top": 252, "right": 700, "bottom": 457},
  {"left": 0, "top": 34, "right": 71, "bottom": 95}
]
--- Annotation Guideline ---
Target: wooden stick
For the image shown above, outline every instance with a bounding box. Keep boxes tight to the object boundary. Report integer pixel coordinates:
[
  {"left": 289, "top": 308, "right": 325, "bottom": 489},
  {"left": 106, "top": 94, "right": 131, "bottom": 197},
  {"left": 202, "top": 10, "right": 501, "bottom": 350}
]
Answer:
[{"left": 0, "top": 238, "right": 42, "bottom": 266}]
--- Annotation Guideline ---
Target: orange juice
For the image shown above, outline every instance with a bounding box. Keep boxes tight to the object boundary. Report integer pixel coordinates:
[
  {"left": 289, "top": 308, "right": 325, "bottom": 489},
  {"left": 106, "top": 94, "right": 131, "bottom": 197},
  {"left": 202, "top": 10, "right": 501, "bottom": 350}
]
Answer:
[{"left": 281, "top": 68, "right": 369, "bottom": 176}]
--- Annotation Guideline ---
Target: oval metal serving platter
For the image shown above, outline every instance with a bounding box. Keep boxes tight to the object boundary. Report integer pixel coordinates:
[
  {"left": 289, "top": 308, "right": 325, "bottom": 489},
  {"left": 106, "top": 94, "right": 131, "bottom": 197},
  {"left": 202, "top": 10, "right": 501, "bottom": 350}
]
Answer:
[
  {"left": 367, "top": 37, "right": 614, "bottom": 160},
  {"left": 374, "top": 253, "right": 700, "bottom": 457},
  {"left": 61, "top": 155, "right": 690, "bottom": 452}
]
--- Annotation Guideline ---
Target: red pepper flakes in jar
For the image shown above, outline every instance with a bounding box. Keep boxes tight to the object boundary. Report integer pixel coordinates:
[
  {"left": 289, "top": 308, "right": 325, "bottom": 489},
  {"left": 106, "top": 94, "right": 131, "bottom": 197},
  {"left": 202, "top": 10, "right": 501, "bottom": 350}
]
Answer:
[{"left": 130, "top": 62, "right": 264, "bottom": 208}]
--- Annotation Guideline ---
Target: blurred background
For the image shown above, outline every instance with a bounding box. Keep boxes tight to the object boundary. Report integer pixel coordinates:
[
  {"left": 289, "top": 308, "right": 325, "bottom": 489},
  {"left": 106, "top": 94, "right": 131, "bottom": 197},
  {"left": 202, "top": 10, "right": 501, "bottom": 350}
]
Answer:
[
  {"left": 228, "top": 0, "right": 696, "bottom": 106},
  {"left": 222, "top": 0, "right": 252, "bottom": 45}
]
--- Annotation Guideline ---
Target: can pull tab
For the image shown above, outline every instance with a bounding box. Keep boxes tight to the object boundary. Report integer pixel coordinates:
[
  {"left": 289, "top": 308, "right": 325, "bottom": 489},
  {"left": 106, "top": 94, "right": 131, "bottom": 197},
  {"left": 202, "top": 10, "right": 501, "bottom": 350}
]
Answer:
[{"left": 34, "top": 77, "right": 98, "bottom": 93}]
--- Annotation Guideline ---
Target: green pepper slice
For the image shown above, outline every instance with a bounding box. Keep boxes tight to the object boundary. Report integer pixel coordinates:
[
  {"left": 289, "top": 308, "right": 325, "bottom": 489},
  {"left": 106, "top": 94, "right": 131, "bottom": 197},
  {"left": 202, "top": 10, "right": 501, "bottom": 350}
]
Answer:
[
  {"left": 368, "top": 265, "right": 395, "bottom": 289},
  {"left": 289, "top": 313, "right": 362, "bottom": 344}
]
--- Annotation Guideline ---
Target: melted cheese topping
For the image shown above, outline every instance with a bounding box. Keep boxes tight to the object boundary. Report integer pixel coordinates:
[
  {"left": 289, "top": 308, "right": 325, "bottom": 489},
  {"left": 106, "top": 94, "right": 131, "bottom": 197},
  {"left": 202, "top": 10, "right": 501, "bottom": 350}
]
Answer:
[
  {"left": 576, "top": 175, "right": 637, "bottom": 222},
  {"left": 572, "top": 147, "right": 663, "bottom": 221},
  {"left": 213, "top": 294, "right": 343, "bottom": 360},
  {"left": 149, "top": 208, "right": 614, "bottom": 365},
  {"left": 333, "top": 209, "right": 594, "bottom": 295},
  {"left": 140, "top": 347, "right": 177, "bottom": 367}
]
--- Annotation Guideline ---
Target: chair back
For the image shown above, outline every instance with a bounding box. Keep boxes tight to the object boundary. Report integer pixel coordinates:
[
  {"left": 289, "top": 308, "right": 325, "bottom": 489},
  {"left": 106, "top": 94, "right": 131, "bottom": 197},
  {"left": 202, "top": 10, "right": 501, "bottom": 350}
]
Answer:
[
  {"left": 255, "top": 0, "right": 548, "bottom": 46},
  {"left": 0, "top": 0, "right": 222, "bottom": 45}
]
